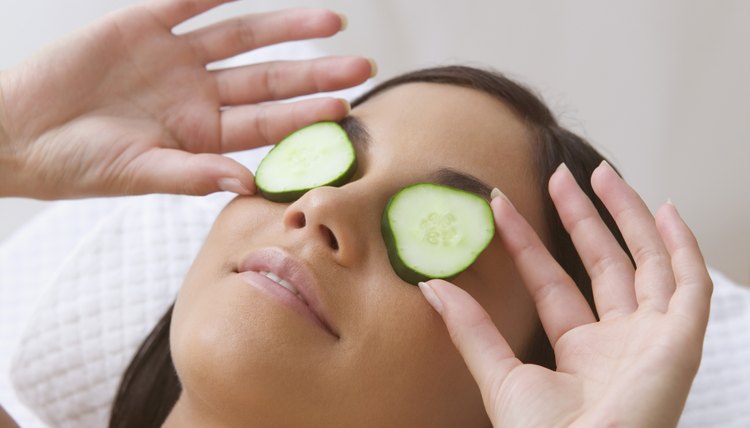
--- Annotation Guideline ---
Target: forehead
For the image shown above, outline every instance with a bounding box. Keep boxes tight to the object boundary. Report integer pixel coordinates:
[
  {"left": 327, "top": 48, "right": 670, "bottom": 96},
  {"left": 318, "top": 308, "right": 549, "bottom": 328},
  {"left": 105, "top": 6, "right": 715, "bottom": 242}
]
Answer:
[{"left": 350, "top": 82, "right": 538, "bottom": 199}]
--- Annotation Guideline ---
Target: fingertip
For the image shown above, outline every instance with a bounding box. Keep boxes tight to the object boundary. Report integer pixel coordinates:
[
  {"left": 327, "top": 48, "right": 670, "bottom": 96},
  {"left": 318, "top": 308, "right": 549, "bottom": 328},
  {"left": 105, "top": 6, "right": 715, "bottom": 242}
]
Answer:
[
  {"left": 548, "top": 162, "right": 589, "bottom": 208},
  {"left": 655, "top": 198, "right": 680, "bottom": 223},
  {"left": 311, "top": 9, "right": 348, "bottom": 37},
  {"left": 547, "top": 162, "right": 570, "bottom": 194},
  {"left": 418, "top": 281, "right": 444, "bottom": 314},
  {"left": 591, "top": 159, "right": 620, "bottom": 187},
  {"left": 367, "top": 57, "right": 378, "bottom": 78},
  {"left": 193, "top": 154, "right": 256, "bottom": 196},
  {"left": 337, "top": 13, "right": 348, "bottom": 31},
  {"left": 424, "top": 279, "right": 478, "bottom": 314},
  {"left": 218, "top": 177, "right": 252, "bottom": 195},
  {"left": 490, "top": 191, "right": 515, "bottom": 222},
  {"left": 339, "top": 98, "right": 351, "bottom": 115},
  {"left": 590, "top": 159, "right": 623, "bottom": 200},
  {"left": 655, "top": 198, "right": 690, "bottom": 241},
  {"left": 318, "top": 97, "right": 352, "bottom": 120}
]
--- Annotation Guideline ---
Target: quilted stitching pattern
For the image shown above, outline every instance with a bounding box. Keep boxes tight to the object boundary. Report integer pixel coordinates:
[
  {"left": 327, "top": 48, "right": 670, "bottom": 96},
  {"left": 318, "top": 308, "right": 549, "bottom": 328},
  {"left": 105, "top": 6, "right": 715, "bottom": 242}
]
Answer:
[
  {"left": 10, "top": 195, "right": 221, "bottom": 427},
  {"left": 0, "top": 197, "right": 130, "bottom": 427},
  {"left": 681, "top": 270, "right": 750, "bottom": 427}
]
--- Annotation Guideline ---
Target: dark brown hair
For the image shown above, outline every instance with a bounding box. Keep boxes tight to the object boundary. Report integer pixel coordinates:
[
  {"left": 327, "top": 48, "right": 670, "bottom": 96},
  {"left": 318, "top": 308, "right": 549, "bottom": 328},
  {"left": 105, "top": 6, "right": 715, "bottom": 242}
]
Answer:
[{"left": 109, "top": 65, "right": 630, "bottom": 427}]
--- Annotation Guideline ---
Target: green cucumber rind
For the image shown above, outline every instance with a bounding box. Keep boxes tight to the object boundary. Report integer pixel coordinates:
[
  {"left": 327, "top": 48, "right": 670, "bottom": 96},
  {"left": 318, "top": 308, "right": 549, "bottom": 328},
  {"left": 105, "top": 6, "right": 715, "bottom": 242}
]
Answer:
[
  {"left": 381, "top": 183, "right": 495, "bottom": 285},
  {"left": 256, "top": 121, "right": 357, "bottom": 202}
]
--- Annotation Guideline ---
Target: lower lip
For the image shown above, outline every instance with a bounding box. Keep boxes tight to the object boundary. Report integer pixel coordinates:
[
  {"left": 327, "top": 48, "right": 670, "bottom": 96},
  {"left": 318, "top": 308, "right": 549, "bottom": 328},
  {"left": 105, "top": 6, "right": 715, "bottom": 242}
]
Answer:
[{"left": 238, "top": 270, "right": 332, "bottom": 335}]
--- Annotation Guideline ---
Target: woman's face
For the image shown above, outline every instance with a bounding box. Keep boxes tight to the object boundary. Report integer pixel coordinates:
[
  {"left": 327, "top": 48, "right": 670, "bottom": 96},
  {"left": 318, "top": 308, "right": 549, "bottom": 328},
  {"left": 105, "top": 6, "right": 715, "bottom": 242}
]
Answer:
[{"left": 170, "top": 82, "right": 548, "bottom": 426}]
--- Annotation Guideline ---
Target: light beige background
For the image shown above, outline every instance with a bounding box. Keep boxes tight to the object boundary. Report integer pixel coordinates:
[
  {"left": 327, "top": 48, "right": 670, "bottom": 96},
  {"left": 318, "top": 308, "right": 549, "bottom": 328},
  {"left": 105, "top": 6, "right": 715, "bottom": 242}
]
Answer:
[{"left": 1, "top": 0, "right": 748, "bottom": 283}]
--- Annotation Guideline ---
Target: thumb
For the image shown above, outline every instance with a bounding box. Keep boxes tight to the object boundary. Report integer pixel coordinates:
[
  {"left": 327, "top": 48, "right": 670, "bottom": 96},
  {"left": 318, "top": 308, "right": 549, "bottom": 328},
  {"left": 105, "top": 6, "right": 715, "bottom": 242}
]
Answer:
[
  {"left": 128, "top": 149, "right": 256, "bottom": 196},
  {"left": 418, "top": 280, "right": 522, "bottom": 398}
]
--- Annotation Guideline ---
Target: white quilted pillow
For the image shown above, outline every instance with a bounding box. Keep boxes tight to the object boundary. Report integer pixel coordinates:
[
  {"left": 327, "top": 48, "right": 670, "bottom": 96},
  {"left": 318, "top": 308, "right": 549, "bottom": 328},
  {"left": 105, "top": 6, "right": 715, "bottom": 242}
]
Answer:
[
  {"left": 1, "top": 41, "right": 747, "bottom": 427},
  {"left": 1, "top": 36, "right": 373, "bottom": 426},
  {"left": 681, "top": 269, "right": 750, "bottom": 427},
  {"left": 10, "top": 194, "right": 220, "bottom": 427},
  {"left": 9, "top": 199, "right": 750, "bottom": 427}
]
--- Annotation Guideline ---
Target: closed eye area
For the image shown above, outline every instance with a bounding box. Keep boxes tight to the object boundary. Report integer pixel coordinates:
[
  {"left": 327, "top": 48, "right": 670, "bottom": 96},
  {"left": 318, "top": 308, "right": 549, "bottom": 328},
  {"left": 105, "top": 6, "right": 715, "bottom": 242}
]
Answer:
[{"left": 339, "top": 115, "right": 494, "bottom": 200}]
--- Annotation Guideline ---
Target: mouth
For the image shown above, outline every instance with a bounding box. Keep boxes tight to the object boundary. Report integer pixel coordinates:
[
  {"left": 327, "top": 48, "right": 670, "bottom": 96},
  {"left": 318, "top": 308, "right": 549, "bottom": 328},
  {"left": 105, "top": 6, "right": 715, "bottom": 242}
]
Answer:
[{"left": 236, "top": 247, "right": 339, "bottom": 339}]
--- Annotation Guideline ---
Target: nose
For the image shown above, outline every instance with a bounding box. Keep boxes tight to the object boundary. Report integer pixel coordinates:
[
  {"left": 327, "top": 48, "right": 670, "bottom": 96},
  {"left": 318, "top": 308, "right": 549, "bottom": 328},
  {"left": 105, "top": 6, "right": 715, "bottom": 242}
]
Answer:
[{"left": 282, "top": 185, "right": 372, "bottom": 266}]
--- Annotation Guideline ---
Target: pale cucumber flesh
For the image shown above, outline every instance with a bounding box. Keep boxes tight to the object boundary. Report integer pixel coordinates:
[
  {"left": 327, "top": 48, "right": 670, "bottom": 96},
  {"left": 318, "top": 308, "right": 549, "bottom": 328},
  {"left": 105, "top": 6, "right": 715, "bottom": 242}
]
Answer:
[
  {"left": 382, "top": 183, "right": 495, "bottom": 284},
  {"left": 255, "top": 122, "right": 356, "bottom": 202}
]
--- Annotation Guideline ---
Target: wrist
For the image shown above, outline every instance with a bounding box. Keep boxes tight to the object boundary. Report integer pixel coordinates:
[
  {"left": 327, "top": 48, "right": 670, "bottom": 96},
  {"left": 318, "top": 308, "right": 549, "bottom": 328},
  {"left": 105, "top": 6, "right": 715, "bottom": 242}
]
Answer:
[
  {"left": 0, "top": 71, "right": 9, "bottom": 149},
  {"left": 0, "top": 70, "right": 24, "bottom": 197}
]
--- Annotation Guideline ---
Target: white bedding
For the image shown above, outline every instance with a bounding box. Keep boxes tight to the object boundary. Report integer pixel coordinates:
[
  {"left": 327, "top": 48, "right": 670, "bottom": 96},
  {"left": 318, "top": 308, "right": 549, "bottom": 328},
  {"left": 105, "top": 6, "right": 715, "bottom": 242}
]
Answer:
[
  {"left": 1, "top": 46, "right": 748, "bottom": 428},
  {"left": 3, "top": 164, "right": 749, "bottom": 428}
]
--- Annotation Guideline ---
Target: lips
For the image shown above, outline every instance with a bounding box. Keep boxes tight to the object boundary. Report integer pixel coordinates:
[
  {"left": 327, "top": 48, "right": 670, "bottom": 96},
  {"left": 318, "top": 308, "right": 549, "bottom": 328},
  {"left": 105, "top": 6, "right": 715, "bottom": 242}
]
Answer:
[{"left": 237, "top": 247, "right": 338, "bottom": 338}]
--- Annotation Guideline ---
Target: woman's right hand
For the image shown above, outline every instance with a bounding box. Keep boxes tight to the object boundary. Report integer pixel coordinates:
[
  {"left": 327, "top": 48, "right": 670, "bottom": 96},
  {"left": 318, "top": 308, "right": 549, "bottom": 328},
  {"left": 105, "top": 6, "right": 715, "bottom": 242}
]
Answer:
[
  {"left": 0, "top": 0, "right": 373, "bottom": 199},
  {"left": 419, "top": 161, "right": 712, "bottom": 427}
]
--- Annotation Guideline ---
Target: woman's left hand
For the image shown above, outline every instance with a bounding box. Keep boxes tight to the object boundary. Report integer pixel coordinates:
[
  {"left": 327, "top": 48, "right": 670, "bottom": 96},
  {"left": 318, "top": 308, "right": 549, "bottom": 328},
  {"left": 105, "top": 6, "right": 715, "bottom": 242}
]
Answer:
[
  {"left": 418, "top": 161, "right": 712, "bottom": 427},
  {"left": 0, "top": 0, "right": 373, "bottom": 199}
]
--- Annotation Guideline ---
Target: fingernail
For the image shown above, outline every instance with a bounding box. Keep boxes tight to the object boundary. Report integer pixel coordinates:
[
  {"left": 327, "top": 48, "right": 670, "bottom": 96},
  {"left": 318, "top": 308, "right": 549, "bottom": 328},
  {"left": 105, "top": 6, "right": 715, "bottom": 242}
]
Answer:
[
  {"left": 337, "top": 13, "right": 348, "bottom": 31},
  {"left": 489, "top": 187, "right": 505, "bottom": 201},
  {"left": 666, "top": 197, "right": 679, "bottom": 214},
  {"left": 418, "top": 281, "right": 444, "bottom": 314},
  {"left": 218, "top": 178, "right": 251, "bottom": 195},
  {"left": 600, "top": 160, "right": 614, "bottom": 173},
  {"left": 339, "top": 98, "right": 351, "bottom": 114},
  {"left": 490, "top": 187, "right": 513, "bottom": 206},
  {"left": 556, "top": 162, "right": 569, "bottom": 173},
  {"left": 367, "top": 57, "right": 378, "bottom": 77}
]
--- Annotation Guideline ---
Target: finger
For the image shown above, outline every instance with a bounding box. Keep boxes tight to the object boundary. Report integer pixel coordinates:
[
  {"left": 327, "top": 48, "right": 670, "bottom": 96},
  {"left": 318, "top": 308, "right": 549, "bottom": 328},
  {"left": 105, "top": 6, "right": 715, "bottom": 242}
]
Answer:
[
  {"left": 549, "top": 164, "right": 637, "bottom": 319},
  {"left": 592, "top": 161, "right": 675, "bottom": 312},
  {"left": 655, "top": 202, "right": 712, "bottom": 334},
  {"left": 214, "top": 56, "right": 374, "bottom": 105},
  {"left": 128, "top": 149, "right": 256, "bottom": 196},
  {"left": 182, "top": 8, "right": 345, "bottom": 63},
  {"left": 147, "top": 0, "right": 234, "bottom": 29},
  {"left": 418, "top": 280, "right": 522, "bottom": 399},
  {"left": 220, "top": 97, "right": 350, "bottom": 153},
  {"left": 492, "top": 190, "right": 596, "bottom": 346}
]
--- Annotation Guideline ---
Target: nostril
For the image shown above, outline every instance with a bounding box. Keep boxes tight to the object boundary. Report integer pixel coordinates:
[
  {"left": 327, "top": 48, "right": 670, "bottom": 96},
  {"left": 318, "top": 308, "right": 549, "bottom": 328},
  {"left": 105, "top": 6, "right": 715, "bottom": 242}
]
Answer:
[
  {"left": 320, "top": 225, "right": 339, "bottom": 250},
  {"left": 290, "top": 212, "right": 306, "bottom": 228}
]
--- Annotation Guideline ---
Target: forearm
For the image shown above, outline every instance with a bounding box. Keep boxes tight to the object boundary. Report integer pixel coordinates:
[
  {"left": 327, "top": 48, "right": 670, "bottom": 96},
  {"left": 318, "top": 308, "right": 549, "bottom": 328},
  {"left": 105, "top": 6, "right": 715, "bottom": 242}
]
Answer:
[
  {"left": 0, "top": 403, "right": 19, "bottom": 428},
  {"left": 0, "top": 70, "right": 25, "bottom": 198}
]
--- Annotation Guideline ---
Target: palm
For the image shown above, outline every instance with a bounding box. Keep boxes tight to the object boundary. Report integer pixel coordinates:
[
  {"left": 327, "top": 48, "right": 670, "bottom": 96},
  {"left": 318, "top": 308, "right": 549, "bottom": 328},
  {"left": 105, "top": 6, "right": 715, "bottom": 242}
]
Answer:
[
  {"left": 11, "top": 8, "right": 219, "bottom": 196},
  {"left": 497, "top": 311, "right": 694, "bottom": 427},
  {"left": 1, "top": 0, "right": 371, "bottom": 198}
]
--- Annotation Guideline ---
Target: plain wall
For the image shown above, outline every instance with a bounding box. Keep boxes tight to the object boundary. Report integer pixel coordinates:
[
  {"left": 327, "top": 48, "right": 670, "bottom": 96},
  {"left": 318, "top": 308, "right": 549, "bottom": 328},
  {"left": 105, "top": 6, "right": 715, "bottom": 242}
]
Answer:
[{"left": 1, "top": 0, "right": 748, "bottom": 283}]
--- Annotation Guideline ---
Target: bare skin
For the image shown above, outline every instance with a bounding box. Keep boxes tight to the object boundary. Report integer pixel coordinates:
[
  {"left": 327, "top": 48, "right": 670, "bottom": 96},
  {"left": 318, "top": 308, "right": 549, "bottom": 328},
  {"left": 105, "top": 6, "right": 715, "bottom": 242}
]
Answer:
[
  {"left": 422, "top": 162, "right": 712, "bottom": 427},
  {"left": 0, "top": 0, "right": 374, "bottom": 199},
  {"left": 165, "top": 79, "right": 711, "bottom": 427},
  {"left": 0, "top": 1, "right": 711, "bottom": 426},
  {"left": 167, "top": 83, "right": 543, "bottom": 427},
  {"left": 0, "top": 0, "right": 373, "bottom": 424}
]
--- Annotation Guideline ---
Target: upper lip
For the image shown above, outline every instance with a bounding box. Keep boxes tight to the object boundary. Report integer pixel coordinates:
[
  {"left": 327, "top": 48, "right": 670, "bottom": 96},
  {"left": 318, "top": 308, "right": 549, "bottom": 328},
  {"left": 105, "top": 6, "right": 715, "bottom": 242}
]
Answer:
[{"left": 238, "top": 247, "right": 338, "bottom": 338}]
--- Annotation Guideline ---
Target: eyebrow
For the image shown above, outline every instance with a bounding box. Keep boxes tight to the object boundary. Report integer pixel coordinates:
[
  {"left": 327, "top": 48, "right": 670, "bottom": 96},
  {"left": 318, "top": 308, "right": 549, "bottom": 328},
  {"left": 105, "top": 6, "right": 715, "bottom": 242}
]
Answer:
[
  {"left": 340, "top": 115, "right": 494, "bottom": 200},
  {"left": 340, "top": 115, "right": 370, "bottom": 152},
  {"left": 430, "top": 168, "right": 494, "bottom": 200}
]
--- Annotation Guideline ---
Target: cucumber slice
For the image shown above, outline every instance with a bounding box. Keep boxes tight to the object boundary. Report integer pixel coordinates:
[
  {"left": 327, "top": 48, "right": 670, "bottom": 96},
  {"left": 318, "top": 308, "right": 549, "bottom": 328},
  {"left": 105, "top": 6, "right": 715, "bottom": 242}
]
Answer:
[
  {"left": 255, "top": 122, "right": 357, "bottom": 202},
  {"left": 382, "top": 183, "right": 495, "bottom": 285}
]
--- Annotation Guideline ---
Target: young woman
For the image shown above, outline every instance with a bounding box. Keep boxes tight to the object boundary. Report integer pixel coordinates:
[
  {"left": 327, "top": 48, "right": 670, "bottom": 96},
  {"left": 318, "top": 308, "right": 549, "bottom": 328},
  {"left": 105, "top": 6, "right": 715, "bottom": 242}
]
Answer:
[
  {"left": 111, "top": 66, "right": 711, "bottom": 427},
  {"left": 0, "top": 0, "right": 710, "bottom": 426}
]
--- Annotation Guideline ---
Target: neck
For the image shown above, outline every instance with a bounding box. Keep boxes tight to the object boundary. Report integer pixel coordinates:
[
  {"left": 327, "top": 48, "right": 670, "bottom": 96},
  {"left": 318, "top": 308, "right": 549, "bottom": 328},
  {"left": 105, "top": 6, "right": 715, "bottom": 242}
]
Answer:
[
  {"left": 163, "top": 396, "right": 202, "bottom": 428},
  {"left": 163, "top": 393, "right": 233, "bottom": 428}
]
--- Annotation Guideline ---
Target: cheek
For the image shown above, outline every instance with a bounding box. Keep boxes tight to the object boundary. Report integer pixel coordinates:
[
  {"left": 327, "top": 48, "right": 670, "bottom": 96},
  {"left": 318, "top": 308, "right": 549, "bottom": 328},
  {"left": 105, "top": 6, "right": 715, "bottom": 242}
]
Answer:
[
  {"left": 455, "top": 241, "right": 539, "bottom": 356},
  {"left": 331, "top": 283, "right": 486, "bottom": 424},
  {"left": 169, "top": 246, "right": 338, "bottom": 416}
]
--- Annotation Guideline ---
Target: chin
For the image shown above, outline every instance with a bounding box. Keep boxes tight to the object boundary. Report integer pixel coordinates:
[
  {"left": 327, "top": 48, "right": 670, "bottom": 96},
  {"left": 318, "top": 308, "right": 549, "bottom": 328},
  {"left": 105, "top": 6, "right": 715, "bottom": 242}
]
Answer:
[{"left": 169, "top": 274, "right": 341, "bottom": 417}]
